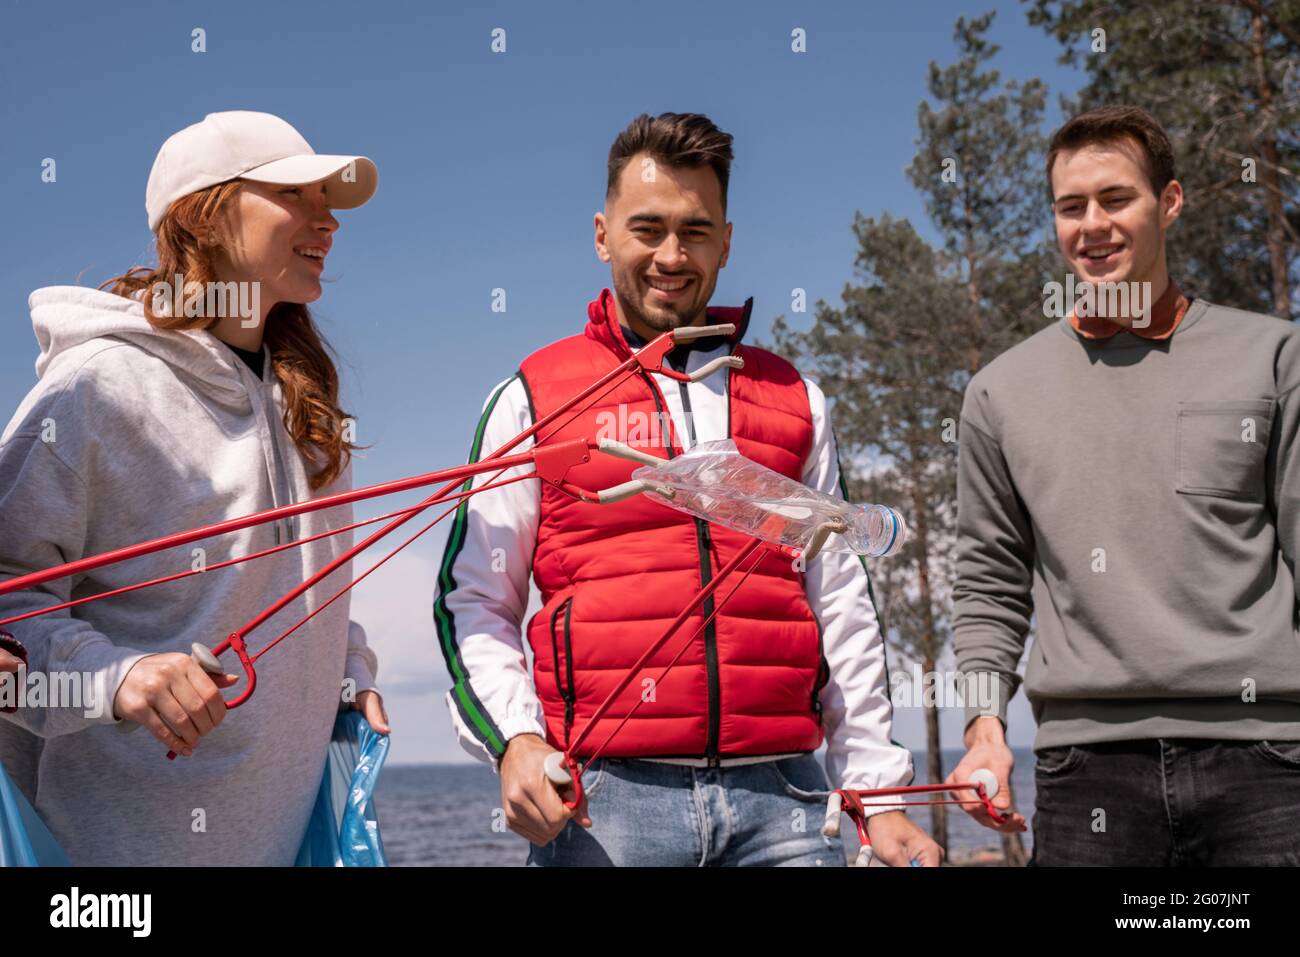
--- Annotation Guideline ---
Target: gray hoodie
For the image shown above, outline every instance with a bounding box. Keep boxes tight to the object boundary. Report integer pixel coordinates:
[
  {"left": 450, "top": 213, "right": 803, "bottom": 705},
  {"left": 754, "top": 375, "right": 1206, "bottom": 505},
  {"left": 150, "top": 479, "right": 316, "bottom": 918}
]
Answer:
[{"left": 0, "top": 285, "right": 378, "bottom": 865}]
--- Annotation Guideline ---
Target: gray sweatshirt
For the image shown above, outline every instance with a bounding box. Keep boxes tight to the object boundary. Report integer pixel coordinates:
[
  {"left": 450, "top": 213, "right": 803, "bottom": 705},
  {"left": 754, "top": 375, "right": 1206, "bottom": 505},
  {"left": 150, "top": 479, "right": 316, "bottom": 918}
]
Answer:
[
  {"left": 0, "top": 286, "right": 378, "bottom": 865},
  {"left": 953, "top": 300, "right": 1300, "bottom": 750}
]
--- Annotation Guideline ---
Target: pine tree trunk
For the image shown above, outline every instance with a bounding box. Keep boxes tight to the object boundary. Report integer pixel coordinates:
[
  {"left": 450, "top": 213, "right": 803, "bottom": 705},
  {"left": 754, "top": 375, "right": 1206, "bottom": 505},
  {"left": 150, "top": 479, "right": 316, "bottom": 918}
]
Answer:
[
  {"left": 963, "top": 199, "right": 985, "bottom": 375},
  {"left": 909, "top": 458, "right": 947, "bottom": 851},
  {"left": 1251, "top": 12, "right": 1293, "bottom": 319},
  {"left": 922, "top": 652, "right": 947, "bottom": 851}
]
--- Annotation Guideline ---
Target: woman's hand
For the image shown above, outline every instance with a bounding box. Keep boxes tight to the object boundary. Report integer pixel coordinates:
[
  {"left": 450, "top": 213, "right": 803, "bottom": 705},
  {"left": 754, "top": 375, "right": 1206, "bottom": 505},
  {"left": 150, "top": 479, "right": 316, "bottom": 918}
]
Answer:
[
  {"left": 0, "top": 629, "right": 24, "bottom": 674},
  {"left": 1, "top": 631, "right": 26, "bottom": 714},
  {"left": 112, "top": 653, "right": 240, "bottom": 757},
  {"left": 352, "top": 689, "right": 390, "bottom": 735}
]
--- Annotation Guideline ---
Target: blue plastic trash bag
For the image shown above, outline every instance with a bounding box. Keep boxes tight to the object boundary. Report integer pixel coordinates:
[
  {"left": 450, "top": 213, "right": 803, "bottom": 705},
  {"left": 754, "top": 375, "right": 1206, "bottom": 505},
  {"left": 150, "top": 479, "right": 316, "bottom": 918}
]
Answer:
[
  {"left": 0, "top": 761, "right": 69, "bottom": 866},
  {"left": 294, "top": 710, "right": 390, "bottom": 867},
  {"left": 1, "top": 710, "right": 387, "bottom": 867}
]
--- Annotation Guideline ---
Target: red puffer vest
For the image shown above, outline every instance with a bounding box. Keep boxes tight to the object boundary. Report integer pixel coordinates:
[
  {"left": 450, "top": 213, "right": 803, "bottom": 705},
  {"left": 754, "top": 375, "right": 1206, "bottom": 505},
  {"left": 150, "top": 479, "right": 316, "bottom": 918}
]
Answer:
[{"left": 517, "top": 289, "right": 827, "bottom": 760}]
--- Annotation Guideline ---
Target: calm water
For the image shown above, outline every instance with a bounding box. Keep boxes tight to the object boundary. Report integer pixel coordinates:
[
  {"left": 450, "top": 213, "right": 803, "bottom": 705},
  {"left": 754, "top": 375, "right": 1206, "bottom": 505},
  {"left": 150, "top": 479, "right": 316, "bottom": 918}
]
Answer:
[{"left": 373, "top": 749, "right": 1037, "bottom": 866}]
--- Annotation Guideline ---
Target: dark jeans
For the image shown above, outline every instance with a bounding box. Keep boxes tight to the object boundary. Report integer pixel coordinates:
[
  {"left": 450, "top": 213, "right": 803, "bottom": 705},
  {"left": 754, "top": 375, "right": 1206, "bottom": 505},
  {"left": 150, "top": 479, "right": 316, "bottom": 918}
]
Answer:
[{"left": 1031, "top": 739, "right": 1300, "bottom": 866}]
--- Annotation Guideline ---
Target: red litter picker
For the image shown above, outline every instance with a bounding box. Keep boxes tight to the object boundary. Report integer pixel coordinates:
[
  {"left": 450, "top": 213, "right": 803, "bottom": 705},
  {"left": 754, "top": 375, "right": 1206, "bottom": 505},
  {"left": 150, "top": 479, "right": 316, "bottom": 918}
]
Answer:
[{"left": 0, "top": 322, "right": 1014, "bottom": 859}]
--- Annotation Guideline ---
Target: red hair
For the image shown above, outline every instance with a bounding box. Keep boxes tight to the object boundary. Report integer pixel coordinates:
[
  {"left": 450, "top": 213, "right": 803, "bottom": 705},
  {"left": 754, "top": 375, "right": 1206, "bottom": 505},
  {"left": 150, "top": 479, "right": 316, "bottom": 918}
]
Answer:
[{"left": 102, "top": 181, "right": 357, "bottom": 491}]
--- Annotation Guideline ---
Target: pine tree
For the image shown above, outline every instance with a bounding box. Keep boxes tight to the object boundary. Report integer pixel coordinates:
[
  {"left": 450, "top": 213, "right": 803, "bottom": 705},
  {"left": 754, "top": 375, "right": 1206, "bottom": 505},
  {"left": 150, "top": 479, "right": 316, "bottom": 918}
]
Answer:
[
  {"left": 771, "top": 12, "right": 1055, "bottom": 863},
  {"left": 1026, "top": 0, "right": 1299, "bottom": 319}
]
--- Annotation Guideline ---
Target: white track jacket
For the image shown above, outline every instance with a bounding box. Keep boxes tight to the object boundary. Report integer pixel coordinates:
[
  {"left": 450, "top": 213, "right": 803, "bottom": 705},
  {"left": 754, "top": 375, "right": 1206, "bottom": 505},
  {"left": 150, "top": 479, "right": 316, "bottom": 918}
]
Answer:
[{"left": 435, "top": 330, "right": 913, "bottom": 800}]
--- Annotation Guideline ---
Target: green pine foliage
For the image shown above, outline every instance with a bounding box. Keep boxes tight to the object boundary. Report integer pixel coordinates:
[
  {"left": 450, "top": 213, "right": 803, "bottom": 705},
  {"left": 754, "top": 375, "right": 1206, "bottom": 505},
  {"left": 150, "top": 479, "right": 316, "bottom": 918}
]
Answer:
[{"left": 1027, "top": 0, "right": 1299, "bottom": 318}]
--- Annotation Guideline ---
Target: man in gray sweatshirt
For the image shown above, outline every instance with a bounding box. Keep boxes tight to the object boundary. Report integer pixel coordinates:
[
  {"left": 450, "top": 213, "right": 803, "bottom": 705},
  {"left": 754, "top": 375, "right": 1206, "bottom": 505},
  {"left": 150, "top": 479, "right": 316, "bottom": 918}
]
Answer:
[{"left": 949, "top": 105, "right": 1300, "bottom": 865}]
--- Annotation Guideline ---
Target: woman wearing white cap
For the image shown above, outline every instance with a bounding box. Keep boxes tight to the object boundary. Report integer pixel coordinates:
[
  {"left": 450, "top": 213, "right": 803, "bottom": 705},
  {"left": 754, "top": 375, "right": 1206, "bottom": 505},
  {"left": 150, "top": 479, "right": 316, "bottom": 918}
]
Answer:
[{"left": 0, "top": 111, "right": 386, "bottom": 865}]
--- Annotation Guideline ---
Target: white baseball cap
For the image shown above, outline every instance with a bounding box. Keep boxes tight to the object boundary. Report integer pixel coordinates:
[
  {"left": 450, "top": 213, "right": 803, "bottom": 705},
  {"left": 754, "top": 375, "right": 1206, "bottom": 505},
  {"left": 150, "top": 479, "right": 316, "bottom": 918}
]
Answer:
[{"left": 145, "top": 111, "right": 378, "bottom": 231}]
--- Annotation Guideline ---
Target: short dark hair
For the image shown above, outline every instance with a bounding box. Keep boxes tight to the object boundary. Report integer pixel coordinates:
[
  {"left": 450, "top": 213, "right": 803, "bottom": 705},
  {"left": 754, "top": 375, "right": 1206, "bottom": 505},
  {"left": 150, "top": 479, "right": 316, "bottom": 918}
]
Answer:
[
  {"left": 1046, "top": 105, "right": 1176, "bottom": 200},
  {"left": 606, "top": 112, "right": 735, "bottom": 213}
]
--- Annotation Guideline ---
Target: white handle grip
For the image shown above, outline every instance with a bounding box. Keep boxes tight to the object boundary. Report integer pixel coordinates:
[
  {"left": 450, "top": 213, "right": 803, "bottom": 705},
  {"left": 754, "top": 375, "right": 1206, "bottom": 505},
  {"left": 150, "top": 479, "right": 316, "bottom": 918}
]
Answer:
[
  {"left": 190, "top": 642, "right": 223, "bottom": 675},
  {"left": 968, "top": 767, "right": 998, "bottom": 800},
  {"left": 543, "top": 751, "right": 573, "bottom": 788},
  {"left": 822, "top": 792, "right": 843, "bottom": 838}
]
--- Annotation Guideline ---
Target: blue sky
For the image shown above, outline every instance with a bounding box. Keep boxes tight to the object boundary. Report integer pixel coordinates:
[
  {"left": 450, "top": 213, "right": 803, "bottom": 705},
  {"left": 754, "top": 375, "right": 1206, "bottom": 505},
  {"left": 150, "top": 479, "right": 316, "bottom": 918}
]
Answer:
[{"left": 0, "top": 0, "right": 1084, "bottom": 762}]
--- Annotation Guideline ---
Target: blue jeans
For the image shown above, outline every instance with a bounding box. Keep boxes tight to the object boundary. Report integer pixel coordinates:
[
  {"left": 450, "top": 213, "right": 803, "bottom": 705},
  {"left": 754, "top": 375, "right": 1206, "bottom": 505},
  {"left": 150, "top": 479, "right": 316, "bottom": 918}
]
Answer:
[
  {"left": 1031, "top": 739, "right": 1300, "bottom": 866},
  {"left": 526, "top": 753, "right": 845, "bottom": 867}
]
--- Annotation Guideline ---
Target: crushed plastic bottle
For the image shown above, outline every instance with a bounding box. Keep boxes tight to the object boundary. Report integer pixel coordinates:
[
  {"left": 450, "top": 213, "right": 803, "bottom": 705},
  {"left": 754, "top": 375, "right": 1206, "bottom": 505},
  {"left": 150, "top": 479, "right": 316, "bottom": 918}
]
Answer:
[{"left": 631, "top": 439, "right": 907, "bottom": 557}]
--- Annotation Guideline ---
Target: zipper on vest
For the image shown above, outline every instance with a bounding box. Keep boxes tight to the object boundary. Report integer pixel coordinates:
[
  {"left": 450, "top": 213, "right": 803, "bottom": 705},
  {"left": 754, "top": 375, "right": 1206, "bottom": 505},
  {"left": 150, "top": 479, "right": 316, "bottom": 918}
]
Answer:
[
  {"left": 667, "top": 349, "right": 697, "bottom": 448},
  {"left": 640, "top": 368, "right": 722, "bottom": 763},
  {"left": 674, "top": 354, "right": 721, "bottom": 752},
  {"left": 811, "top": 617, "right": 829, "bottom": 726},
  {"left": 696, "top": 520, "right": 722, "bottom": 758},
  {"left": 562, "top": 598, "right": 576, "bottom": 742},
  {"left": 549, "top": 597, "right": 576, "bottom": 746}
]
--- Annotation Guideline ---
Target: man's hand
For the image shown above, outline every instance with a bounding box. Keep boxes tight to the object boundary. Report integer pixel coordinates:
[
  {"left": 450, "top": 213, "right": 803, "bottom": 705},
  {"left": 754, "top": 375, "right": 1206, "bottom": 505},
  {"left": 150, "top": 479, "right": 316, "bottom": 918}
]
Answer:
[
  {"left": 499, "top": 733, "right": 590, "bottom": 846},
  {"left": 945, "top": 716, "right": 1027, "bottom": 832},
  {"left": 864, "top": 811, "right": 944, "bottom": 866}
]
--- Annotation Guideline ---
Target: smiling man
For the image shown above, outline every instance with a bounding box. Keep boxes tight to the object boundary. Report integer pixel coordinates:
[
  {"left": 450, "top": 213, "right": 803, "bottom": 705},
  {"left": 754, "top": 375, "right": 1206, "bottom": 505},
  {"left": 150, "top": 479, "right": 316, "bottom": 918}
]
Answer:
[
  {"left": 948, "top": 105, "right": 1300, "bottom": 865},
  {"left": 434, "top": 112, "right": 940, "bottom": 866}
]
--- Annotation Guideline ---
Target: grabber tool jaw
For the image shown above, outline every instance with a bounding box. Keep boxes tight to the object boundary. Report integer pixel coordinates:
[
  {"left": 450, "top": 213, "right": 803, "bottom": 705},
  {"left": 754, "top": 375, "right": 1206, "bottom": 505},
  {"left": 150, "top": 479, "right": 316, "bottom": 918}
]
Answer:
[
  {"left": 672, "top": 323, "right": 734, "bottom": 342},
  {"left": 801, "top": 517, "right": 849, "bottom": 563},
  {"left": 687, "top": 355, "right": 744, "bottom": 381}
]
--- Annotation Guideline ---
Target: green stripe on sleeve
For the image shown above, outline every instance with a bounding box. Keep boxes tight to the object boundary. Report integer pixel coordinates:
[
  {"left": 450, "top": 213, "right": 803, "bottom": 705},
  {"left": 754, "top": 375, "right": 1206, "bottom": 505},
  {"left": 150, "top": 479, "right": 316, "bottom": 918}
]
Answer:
[{"left": 433, "top": 375, "right": 519, "bottom": 757}]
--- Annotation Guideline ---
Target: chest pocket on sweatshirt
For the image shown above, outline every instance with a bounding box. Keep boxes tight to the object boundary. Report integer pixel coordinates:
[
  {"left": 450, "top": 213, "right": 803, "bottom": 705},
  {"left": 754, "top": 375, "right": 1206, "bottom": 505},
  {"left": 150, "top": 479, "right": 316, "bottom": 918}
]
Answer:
[{"left": 1174, "top": 400, "right": 1273, "bottom": 500}]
